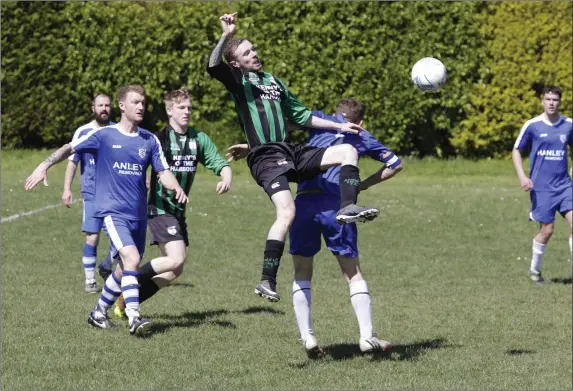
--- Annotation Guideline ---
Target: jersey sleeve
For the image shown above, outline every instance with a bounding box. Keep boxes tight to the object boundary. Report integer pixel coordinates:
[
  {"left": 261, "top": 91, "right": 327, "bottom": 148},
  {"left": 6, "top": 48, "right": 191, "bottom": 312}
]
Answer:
[
  {"left": 207, "top": 62, "right": 240, "bottom": 92},
  {"left": 514, "top": 122, "right": 532, "bottom": 151},
  {"left": 276, "top": 78, "right": 312, "bottom": 126},
  {"left": 71, "top": 129, "right": 101, "bottom": 154},
  {"left": 197, "top": 132, "right": 229, "bottom": 176},
  {"left": 68, "top": 128, "right": 83, "bottom": 163},
  {"left": 567, "top": 118, "right": 573, "bottom": 149},
  {"left": 150, "top": 135, "right": 170, "bottom": 173},
  {"left": 362, "top": 131, "right": 402, "bottom": 169}
]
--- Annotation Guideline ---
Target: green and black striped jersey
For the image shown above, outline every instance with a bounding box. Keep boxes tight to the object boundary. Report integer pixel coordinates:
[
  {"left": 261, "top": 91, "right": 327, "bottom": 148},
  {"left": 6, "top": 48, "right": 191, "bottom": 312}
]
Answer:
[
  {"left": 207, "top": 62, "right": 312, "bottom": 149},
  {"left": 147, "top": 126, "right": 229, "bottom": 219}
]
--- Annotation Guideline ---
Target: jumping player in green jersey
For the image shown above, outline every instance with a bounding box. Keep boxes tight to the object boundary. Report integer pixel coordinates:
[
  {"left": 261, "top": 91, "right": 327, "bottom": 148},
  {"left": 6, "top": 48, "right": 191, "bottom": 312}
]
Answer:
[
  {"left": 113, "top": 88, "right": 232, "bottom": 318},
  {"left": 207, "top": 13, "right": 379, "bottom": 302}
]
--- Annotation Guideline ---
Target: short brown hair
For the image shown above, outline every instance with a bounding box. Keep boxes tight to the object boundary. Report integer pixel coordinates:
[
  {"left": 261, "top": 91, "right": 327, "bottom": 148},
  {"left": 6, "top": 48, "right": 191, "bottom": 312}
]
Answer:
[
  {"left": 117, "top": 85, "right": 146, "bottom": 103},
  {"left": 542, "top": 86, "right": 562, "bottom": 99},
  {"left": 336, "top": 98, "right": 366, "bottom": 124},
  {"left": 224, "top": 38, "right": 247, "bottom": 62}
]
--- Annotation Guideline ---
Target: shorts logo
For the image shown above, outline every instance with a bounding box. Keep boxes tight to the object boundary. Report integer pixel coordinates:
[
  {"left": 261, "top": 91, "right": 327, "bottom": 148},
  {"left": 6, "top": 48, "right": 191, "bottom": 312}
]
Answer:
[
  {"left": 560, "top": 134, "right": 567, "bottom": 143},
  {"left": 138, "top": 148, "right": 147, "bottom": 159},
  {"left": 271, "top": 182, "right": 280, "bottom": 189},
  {"left": 277, "top": 159, "right": 288, "bottom": 165},
  {"left": 167, "top": 226, "right": 177, "bottom": 236},
  {"left": 540, "top": 133, "right": 548, "bottom": 137},
  {"left": 112, "top": 144, "right": 122, "bottom": 149}
]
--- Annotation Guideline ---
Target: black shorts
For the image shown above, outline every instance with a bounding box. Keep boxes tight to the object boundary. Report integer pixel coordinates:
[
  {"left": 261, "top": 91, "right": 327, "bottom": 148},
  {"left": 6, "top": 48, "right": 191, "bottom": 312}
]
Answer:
[
  {"left": 247, "top": 142, "right": 326, "bottom": 196},
  {"left": 148, "top": 214, "right": 189, "bottom": 247}
]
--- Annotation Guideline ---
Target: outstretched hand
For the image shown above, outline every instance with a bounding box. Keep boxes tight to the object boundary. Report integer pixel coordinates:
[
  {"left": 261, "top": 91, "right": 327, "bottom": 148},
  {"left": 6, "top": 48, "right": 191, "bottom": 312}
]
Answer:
[
  {"left": 226, "top": 144, "right": 249, "bottom": 162},
  {"left": 25, "top": 163, "right": 49, "bottom": 190},
  {"left": 220, "top": 13, "right": 237, "bottom": 36}
]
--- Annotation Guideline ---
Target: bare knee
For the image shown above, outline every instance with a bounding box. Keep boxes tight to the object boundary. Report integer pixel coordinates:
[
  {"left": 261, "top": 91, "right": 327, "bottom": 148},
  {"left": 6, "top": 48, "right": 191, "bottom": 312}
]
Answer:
[
  {"left": 277, "top": 202, "right": 296, "bottom": 227},
  {"left": 293, "top": 256, "right": 313, "bottom": 281},
  {"left": 537, "top": 224, "right": 554, "bottom": 242},
  {"left": 85, "top": 233, "right": 99, "bottom": 247},
  {"left": 341, "top": 144, "right": 358, "bottom": 163}
]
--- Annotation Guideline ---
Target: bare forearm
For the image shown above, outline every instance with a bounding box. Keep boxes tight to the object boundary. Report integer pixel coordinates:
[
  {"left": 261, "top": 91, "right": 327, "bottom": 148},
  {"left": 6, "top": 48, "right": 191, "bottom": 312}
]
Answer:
[
  {"left": 63, "top": 161, "right": 78, "bottom": 192},
  {"left": 157, "top": 171, "right": 182, "bottom": 191},
  {"left": 220, "top": 166, "right": 232, "bottom": 182},
  {"left": 362, "top": 166, "right": 402, "bottom": 189},
  {"left": 209, "top": 34, "right": 233, "bottom": 67},
  {"left": 305, "top": 116, "right": 342, "bottom": 131},
  {"left": 512, "top": 149, "right": 528, "bottom": 179},
  {"left": 44, "top": 144, "right": 74, "bottom": 169}
]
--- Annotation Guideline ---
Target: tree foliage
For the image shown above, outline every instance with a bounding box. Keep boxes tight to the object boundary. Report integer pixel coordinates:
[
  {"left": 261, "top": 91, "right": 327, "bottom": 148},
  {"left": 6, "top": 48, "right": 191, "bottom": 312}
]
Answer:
[{"left": 1, "top": 1, "right": 571, "bottom": 158}]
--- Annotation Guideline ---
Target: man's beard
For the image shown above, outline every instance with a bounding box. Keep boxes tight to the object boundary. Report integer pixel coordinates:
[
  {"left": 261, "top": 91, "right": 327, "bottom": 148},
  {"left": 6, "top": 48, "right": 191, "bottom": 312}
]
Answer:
[{"left": 95, "top": 112, "right": 109, "bottom": 123}]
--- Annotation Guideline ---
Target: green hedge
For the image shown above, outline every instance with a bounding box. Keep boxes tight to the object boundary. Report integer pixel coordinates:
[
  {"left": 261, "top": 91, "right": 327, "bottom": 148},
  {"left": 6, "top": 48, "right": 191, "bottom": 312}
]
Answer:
[{"left": 1, "top": 1, "right": 571, "bottom": 157}]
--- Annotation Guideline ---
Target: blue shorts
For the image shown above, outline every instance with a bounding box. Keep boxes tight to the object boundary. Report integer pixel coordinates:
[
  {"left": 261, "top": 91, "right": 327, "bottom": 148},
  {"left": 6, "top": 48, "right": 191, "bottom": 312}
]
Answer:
[
  {"left": 529, "top": 187, "right": 573, "bottom": 223},
  {"left": 82, "top": 199, "right": 103, "bottom": 233},
  {"left": 102, "top": 216, "right": 147, "bottom": 259},
  {"left": 289, "top": 194, "right": 358, "bottom": 258}
]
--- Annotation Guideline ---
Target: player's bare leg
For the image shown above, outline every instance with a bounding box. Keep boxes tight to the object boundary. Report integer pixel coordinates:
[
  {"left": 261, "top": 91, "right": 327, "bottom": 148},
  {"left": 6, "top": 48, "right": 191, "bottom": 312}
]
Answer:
[
  {"left": 292, "top": 255, "right": 324, "bottom": 359},
  {"left": 337, "top": 255, "right": 391, "bottom": 353},
  {"left": 255, "top": 190, "right": 295, "bottom": 302},
  {"left": 320, "top": 144, "right": 379, "bottom": 224},
  {"left": 529, "top": 223, "right": 554, "bottom": 283}
]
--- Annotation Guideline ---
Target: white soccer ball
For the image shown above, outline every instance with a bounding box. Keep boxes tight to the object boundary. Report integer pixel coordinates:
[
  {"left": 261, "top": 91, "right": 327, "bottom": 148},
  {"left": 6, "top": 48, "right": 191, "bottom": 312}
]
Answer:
[{"left": 411, "top": 57, "right": 447, "bottom": 91}]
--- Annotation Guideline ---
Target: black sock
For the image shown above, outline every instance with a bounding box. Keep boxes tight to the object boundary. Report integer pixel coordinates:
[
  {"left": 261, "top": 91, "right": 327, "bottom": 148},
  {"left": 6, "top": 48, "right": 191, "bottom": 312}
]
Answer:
[
  {"left": 139, "top": 279, "right": 160, "bottom": 304},
  {"left": 261, "top": 240, "right": 285, "bottom": 282},
  {"left": 138, "top": 262, "right": 158, "bottom": 282},
  {"left": 340, "top": 164, "right": 360, "bottom": 208}
]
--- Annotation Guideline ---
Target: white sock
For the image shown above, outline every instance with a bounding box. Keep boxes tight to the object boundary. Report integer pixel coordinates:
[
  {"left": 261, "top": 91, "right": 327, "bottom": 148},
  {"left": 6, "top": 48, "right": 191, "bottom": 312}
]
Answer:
[
  {"left": 569, "top": 236, "right": 572, "bottom": 262},
  {"left": 82, "top": 256, "right": 96, "bottom": 283},
  {"left": 121, "top": 272, "right": 140, "bottom": 322},
  {"left": 292, "top": 281, "right": 312, "bottom": 340},
  {"left": 349, "top": 280, "right": 373, "bottom": 340},
  {"left": 531, "top": 240, "right": 545, "bottom": 273}
]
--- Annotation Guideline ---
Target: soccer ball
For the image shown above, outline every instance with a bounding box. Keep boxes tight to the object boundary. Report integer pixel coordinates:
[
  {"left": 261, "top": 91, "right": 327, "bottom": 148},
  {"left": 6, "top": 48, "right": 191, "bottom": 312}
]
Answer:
[{"left": 411, "top": 57, "right": 447, "bottom": 91}]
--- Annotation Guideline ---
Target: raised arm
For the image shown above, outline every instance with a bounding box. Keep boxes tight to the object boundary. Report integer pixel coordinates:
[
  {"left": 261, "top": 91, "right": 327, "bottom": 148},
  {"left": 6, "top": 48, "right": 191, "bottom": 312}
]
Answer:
[
  {"left": 25, "top": 143, "right": 75, "bottom": 190},
  {"left": 208, "top": 13, "right": 237, "bottom": 67},
  {"left": 305, "top": 114, "right": 363, "bottom": 135}
]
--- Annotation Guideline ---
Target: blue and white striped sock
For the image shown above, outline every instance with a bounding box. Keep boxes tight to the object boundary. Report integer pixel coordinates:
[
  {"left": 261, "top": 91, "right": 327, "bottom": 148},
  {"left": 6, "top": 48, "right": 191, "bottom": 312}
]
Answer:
[
  {"left": 82, "top": 244, "right": 97, "bottom": 283},
  {"left": 122, "top": 271, "right": 140, "bottom": 321},
  {"left": 95, "top": 273, "right": 121, "bottom": 316}
]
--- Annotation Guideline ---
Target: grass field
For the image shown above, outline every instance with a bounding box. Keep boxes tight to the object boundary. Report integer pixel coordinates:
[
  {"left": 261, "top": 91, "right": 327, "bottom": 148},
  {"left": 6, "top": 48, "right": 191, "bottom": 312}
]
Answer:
[{"left": 1, "top": 150, "right": 572, "bottom": 390}]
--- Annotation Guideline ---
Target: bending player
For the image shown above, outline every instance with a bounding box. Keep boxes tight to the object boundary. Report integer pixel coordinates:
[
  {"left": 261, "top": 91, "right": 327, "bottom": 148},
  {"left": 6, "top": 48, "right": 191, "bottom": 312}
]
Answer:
[{"left": 228, "top": 98, "right": 402, "bottom": 358}]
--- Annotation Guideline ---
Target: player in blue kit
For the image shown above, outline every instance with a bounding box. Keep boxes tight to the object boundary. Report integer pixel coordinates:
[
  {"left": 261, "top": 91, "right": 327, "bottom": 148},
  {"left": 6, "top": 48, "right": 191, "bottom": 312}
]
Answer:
[
  {"left": 512, "top": 86, "right": 573, "bottom": 283},
  {"left": 61, "top": 94, "right": 115, "bottom": 294},
  {"left": 25, "top": 85, "right": 188, "bottom": 337},
  {"left": 227, "top": 98, "right": 402, "bottom": 357}
]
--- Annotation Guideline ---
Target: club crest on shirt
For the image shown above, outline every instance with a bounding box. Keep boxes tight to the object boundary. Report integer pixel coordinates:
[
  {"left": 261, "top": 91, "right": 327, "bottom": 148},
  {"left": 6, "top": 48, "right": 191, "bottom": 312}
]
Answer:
[
  {"left": 138, "top": 148, "right": 146, "bottom": 159},
  {"left": 189, "top": 140, "right": 197, "bottom": 155},
  {"left": 560, "top": 134, "right": 567, "bottom": 143}
]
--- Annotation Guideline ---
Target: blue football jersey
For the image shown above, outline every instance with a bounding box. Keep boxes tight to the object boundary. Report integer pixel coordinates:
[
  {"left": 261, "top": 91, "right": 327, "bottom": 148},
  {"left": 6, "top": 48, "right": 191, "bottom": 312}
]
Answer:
[
  {"left": 68, "top": 120, "right": 115, "bottom": 200},
  {"left": 514, "top": 115, "right": 573, "bottom": 192},
  {"left": 297, "top": 111, "right": 397, "bottom": 197},
  {"left": 71, "top": 125, "right": 169, "bottom": 220}
]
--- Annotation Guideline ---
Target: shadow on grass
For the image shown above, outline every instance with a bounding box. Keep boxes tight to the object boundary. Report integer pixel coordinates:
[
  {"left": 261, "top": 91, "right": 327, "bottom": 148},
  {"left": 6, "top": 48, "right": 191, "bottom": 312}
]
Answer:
[
  {"left": 506, "top": 349, "right": 536, "bottom": 355},
  {"left": 236, "top": 306, "right": 285, "bottom": 316},
  {"left": 167, "top": 282, "right": 194, "bottom": 288},
  {"left": 149, "top": 309, "right": 235, "bottom": 333},
  {"left": 550, "top": 277, "right": 572, "bottom": 285},
  {"left": 290, "top": 338, "right": 453, "bottom": 367}
]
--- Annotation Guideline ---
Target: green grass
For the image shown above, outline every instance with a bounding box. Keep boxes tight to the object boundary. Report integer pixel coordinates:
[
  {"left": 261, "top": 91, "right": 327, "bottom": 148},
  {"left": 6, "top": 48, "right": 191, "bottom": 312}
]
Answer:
[{"left": 1, "top": 150, "right": 572, "bottom": 390}]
